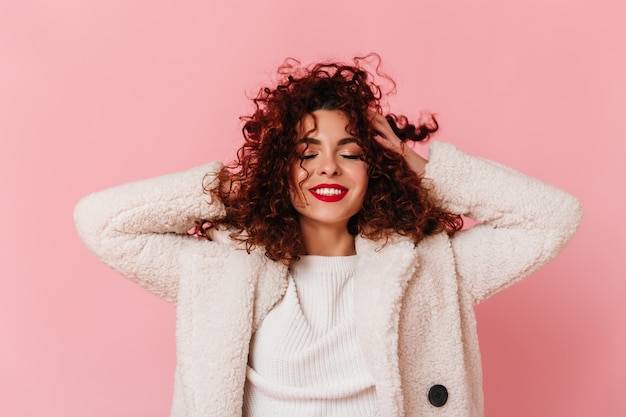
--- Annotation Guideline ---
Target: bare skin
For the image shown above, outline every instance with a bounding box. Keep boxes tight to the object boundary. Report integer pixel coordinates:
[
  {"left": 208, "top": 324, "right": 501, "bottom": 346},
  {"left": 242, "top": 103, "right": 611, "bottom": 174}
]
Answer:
[
  {"left": 291, "top": 110, "right": 369, "bottom": 256},
  {"left": 291, "top": 111, "right": 429, "bottom": 257}
]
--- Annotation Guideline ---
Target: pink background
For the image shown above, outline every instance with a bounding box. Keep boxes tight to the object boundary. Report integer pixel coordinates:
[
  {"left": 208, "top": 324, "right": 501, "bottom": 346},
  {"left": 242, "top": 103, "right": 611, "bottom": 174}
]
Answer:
[{"left": 1, "top": 0, "right": 624, "bottom": 416}]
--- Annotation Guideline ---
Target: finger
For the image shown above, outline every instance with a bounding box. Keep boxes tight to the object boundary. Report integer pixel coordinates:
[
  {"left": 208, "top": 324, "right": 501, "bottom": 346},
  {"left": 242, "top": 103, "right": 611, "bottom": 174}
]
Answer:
[
  {"left": 370, "top": 113, "right": 403, "bottom": 151},
  {"left": 370, "top": 113, "right": 394, "bottom": 139}
]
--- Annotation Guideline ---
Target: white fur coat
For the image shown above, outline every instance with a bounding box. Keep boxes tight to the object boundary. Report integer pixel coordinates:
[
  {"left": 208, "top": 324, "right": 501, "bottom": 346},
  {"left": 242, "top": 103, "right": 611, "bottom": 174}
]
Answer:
[{"left": 74, "top": 141, "right": 582, "bottom": 417}]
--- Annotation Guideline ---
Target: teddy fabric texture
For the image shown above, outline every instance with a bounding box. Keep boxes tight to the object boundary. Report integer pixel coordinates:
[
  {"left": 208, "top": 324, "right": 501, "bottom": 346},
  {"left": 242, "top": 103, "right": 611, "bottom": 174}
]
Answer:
[{"left": 73, "top": 141, "right": 583, "bottom": 417}]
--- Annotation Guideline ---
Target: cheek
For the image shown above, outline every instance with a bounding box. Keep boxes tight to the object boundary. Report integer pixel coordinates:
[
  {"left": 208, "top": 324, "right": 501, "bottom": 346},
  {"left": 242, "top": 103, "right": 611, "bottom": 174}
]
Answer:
[
  {"left": 353, "top": 165, "right": 369, "bottom": 193},
  {"left": 290, "top": 165, "right": 309, "bottom": 205},
  {"left": 354, "top": 172, "right": 369, "bottom": 207},
  {"left": 292, "top": 165, "right": 307, "bottom": 184},
  {"left": 292, "top": 159, "right": 316, "bottom": 188}
]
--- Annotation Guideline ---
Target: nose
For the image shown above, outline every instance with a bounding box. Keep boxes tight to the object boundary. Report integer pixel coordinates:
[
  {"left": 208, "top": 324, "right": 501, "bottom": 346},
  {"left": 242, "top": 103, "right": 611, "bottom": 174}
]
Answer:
[{"left": 317, "top": 154, "right": 340, "bottom": 176}]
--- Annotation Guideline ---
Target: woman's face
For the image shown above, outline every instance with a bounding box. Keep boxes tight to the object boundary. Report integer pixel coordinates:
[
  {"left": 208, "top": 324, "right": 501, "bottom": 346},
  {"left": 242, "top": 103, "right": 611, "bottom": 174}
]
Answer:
[{"left": 290, "top": 109, "right": 369, "bottom": 232}]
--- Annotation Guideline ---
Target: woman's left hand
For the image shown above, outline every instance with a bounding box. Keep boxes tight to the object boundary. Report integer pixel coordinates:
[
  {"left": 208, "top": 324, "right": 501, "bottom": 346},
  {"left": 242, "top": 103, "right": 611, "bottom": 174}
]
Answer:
[{"left": 370, "top": 112, "right": 428, "bottom": 177}]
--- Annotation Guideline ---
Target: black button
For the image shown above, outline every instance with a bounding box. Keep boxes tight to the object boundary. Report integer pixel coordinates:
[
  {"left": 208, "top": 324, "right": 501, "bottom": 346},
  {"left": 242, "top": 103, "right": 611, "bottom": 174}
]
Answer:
[{"left": 428, "top": 384, "right": 448, "bottom": 407}]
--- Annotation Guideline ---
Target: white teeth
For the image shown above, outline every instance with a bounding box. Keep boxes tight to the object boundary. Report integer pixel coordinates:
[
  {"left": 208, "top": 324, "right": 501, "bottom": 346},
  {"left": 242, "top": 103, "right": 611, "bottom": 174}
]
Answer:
[{"left": 313, "top": 188, "right": 344, "bottom": 196}]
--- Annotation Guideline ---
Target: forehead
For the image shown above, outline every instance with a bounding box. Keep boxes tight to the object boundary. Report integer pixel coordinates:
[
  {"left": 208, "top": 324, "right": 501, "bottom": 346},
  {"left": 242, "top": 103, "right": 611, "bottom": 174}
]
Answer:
[{"left": 297, "top": 109, "right": 352, "bottom": 137}]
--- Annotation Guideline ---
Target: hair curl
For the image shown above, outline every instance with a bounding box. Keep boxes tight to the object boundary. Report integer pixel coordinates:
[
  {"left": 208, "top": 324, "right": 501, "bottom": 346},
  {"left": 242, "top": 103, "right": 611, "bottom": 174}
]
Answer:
[{"left": 206, "top": 55, "right": 462, "bottom": 263}]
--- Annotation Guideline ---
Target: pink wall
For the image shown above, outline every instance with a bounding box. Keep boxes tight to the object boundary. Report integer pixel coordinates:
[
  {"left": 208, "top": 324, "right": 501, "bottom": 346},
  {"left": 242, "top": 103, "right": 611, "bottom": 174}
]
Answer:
[{"left": 1, "top": 0, "right": 624, "bottom": 416}]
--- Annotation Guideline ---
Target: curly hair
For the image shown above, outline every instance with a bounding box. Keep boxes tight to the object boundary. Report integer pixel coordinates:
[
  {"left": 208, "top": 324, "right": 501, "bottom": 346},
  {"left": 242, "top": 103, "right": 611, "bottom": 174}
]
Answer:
[{"left": 206, "top": 55, "right": 462, "bottom": 264}]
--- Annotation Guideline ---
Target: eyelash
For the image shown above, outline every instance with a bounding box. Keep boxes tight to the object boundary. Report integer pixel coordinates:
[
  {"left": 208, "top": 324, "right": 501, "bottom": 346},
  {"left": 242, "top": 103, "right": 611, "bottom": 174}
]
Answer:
[{"left": 300, "top": 154, "right": 363, "bottom": 161}]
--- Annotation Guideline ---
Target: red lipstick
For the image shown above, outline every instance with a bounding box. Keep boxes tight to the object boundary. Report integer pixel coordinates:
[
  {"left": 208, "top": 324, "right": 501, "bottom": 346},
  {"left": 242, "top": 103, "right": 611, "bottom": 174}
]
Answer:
[{"left": 309, "top": 183, "right": 348, "bottom": 202}]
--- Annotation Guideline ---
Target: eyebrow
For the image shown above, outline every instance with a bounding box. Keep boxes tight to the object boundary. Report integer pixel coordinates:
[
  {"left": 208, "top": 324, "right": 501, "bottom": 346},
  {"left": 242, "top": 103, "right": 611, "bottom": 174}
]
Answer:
[{"left": 296, "top": 137, "right": 358, "bottom": 146}]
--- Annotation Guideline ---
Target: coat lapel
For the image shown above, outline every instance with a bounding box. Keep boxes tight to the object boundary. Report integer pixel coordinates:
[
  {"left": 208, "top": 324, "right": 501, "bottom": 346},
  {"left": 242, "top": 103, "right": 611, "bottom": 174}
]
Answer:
[
  {"left": 354, "top": 235, "right": 420, "bottom": 417},
  {"left": 174, "top": 239, "right": 287, "bottom": 417},
  {"left": 175, "top": 230, "right": 417, "bottom": 417}
]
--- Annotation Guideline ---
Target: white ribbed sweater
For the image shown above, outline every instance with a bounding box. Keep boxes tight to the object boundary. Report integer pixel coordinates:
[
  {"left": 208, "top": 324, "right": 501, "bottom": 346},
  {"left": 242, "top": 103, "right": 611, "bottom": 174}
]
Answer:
[{"left": 243, "top": 255, "right": 379, "bottom": 417}]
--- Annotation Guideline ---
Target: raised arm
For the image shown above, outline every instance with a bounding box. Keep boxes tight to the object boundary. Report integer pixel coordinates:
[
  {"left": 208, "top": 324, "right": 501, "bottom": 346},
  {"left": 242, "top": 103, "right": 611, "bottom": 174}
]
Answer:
[
  {"left": 371, "top": 111, "right": 582, "bottom": 302},
  {"left": 73, "top": 162, "right": 225, "bottom": 303},
  {"left": 424, "top": 142, "right": 583, "bottom": 303}
]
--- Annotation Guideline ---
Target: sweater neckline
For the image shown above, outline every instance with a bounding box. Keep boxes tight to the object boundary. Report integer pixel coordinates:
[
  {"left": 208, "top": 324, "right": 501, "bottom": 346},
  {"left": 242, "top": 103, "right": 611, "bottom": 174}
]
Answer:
[{"left": 290, "top": 255, "right": 358, "bottom": 274}]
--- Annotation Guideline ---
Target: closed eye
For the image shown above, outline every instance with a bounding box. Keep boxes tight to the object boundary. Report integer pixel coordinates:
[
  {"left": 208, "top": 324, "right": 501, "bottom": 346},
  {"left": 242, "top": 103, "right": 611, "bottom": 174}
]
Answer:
[
  {"left": 300, "top": 154, "right": 317, "bottom": 160},
  {"left": 341, "top": 154, "right": 364, "bottom": 160}
]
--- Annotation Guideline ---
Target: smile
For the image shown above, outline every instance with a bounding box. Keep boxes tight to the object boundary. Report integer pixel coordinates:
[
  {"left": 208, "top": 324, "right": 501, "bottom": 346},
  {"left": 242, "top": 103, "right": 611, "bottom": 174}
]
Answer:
[{"left": 309, "top": 184, "right": 348, "bottom": 202}]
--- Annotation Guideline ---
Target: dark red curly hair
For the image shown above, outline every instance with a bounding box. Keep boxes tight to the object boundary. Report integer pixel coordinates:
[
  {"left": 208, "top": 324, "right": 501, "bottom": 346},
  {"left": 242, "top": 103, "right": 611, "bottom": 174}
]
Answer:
[{"left": 206, "top": 55, "right": 462, "bottom": 263}]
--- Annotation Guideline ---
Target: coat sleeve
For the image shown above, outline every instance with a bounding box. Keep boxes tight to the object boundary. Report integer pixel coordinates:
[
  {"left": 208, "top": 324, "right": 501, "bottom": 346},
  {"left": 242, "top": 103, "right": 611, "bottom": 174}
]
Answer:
[
  {"left": 73, "top": 161, "right": 226, "bottom": 304},
  {"left": 423, "top": 141, "right": 583, "bottom": 303}
]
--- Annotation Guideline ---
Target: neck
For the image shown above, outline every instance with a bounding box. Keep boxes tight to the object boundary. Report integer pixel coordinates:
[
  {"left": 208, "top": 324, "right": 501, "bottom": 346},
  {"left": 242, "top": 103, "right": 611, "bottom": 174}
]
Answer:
[{"left": 299, "top": 221, "right": 356, "bottom": 256}]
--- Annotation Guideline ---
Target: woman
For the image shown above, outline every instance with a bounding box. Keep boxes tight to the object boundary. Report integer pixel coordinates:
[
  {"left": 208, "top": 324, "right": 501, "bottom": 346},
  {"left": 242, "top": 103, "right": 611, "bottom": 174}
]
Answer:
[{"left": 74, "top": 57, "right": 582, "bottom": 417}]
